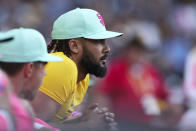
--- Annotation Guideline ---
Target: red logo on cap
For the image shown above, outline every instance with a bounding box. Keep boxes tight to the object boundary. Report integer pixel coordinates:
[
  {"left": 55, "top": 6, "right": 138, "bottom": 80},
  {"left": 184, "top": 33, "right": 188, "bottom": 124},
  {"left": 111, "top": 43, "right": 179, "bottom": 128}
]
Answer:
[{"left": 97, "top": 13, "right": 105, "bottom": 26}]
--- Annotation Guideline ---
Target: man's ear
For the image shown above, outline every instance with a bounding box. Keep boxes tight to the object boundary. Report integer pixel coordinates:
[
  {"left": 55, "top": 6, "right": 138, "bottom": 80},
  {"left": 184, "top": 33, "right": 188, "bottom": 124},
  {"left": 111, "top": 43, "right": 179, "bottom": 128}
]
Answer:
[
  {"left": 69, "top": 39, "right": 82, "bottom": 54},
  {"left": 23, "top": 63, "right": 33, "bottom": 78}
]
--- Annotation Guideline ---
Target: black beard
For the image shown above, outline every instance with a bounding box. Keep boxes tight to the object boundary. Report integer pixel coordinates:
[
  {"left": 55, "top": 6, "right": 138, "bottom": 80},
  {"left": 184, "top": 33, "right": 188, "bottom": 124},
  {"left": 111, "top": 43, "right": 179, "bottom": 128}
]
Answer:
[{"left": 81, "top": 46, "right": 107, "bottom": 78}]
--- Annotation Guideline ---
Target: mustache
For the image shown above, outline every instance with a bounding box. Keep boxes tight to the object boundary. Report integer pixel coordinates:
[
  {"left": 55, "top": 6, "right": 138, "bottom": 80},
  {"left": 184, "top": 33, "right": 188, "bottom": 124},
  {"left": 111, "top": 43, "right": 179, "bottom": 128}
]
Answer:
[{"left": 100, "top": 54, "right": 108, "bottom": 60}]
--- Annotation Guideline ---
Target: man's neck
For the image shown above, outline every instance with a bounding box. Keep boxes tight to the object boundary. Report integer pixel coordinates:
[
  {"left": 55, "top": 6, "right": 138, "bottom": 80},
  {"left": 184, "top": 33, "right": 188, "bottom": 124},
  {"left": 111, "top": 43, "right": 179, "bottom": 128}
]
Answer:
[
  {"left": 69, "top": 55, "right": 87, "bottom": 83},
  {"left": 77, "top": 67, "right": 87, "bottom": 83},
  {"left": 9, "top": 74, "right": 24, "bottom": 95}
]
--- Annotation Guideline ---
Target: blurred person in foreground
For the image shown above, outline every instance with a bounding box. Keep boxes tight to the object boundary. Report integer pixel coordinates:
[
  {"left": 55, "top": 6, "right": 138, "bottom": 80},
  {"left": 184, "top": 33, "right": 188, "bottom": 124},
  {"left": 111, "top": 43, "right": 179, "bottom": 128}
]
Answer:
[
  {"left": 0, "top": 28, "right": 62, "bottom": 131},
  {"left": 31, "top": 8, "right": 122, "bottom": 130},
  {"left": 96, "top": 35, "right": 169, "bottom": 130},
  {"left": 0, "top": 68, "right": 15, "bottom": 131}
]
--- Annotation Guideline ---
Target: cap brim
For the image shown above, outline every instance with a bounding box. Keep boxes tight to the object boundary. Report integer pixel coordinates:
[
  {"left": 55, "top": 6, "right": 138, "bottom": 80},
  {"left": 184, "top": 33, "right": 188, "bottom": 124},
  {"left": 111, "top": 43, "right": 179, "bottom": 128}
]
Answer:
[
  {"left": 38, "top": 54, "right": 63, "bottom": 62},
  {"left": 84, "top": 31, "right": 123, "bottom": 40}
]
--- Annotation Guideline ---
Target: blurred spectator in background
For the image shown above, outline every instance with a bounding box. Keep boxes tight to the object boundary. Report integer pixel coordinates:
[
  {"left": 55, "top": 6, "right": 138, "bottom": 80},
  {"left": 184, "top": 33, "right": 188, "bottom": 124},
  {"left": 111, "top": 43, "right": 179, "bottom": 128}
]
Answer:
[
  {"left": 179, "top": 40, "right": 196, "bottom": 131},
  {"left": 94, "top": 22, "right": 170, "bottom": 130}
]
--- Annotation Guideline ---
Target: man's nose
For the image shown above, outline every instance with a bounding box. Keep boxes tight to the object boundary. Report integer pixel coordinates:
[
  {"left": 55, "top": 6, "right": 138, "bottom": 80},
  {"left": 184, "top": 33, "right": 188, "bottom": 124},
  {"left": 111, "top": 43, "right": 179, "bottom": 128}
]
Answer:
[{"left": 103, "top": 43, "right": 110, "bottom": 54}]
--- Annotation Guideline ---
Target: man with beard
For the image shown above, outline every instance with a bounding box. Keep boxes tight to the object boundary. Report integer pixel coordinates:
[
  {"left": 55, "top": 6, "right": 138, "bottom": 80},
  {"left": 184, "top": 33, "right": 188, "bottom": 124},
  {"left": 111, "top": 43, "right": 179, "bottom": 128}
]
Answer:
[{"left": 31, "top": 8, "right": 122, "bottom": 130}]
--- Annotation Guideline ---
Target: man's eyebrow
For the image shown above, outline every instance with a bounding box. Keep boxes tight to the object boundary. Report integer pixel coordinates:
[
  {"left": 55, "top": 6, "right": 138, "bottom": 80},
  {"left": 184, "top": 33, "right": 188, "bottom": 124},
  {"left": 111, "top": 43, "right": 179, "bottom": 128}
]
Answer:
[{"left": 0, "top": 37, "right": 14, "bottom": 43}]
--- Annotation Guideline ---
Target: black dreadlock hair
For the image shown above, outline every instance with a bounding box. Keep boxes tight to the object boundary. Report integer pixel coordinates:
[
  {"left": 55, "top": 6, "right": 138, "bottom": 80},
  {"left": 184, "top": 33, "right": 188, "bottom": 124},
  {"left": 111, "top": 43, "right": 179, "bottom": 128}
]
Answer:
[{"left": 48, "top": 39, "right": 71, "bottom": 57}]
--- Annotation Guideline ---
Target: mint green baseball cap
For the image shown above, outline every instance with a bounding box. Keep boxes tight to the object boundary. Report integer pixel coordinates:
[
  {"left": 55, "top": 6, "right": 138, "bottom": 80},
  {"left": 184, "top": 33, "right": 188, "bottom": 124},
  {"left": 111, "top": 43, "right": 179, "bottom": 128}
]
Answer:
[
  {"left": 52, "top": 8, "right": 123, "bottom": 40},
  {"left": 0, "top": 28, "right": 62, "bottom": 62}
]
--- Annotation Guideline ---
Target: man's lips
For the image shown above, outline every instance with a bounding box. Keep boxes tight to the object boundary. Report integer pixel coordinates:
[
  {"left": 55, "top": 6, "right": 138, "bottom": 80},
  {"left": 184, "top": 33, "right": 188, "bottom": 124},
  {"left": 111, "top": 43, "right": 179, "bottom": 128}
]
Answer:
[
  {"left": 101, "top": 59, "right": 106, "bottom": 64},
  {"left": 100, "top": 54, "right": 108, "bottom": 61},
  {"left": 100, "top": 54, "right": 108, "bottom": 65},
  {"left": 100, "top": 55, "right": 108, "bottom": 66}
]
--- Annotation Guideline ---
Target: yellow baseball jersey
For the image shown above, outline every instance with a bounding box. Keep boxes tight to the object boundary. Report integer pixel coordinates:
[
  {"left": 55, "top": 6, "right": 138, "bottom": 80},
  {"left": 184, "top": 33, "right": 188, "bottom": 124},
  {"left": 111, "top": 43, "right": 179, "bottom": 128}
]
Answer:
[{"left": 39, "top": 52, "right": 89, "bottom": 122}]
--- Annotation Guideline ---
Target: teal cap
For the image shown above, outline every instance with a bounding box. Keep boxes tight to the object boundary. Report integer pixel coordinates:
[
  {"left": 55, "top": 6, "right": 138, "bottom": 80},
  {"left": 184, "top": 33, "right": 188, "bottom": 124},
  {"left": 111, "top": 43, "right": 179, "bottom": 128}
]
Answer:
[
  {"left": 0, "top": 28, "right": 62, "bottom": 62},
  {"left": 52, "top": 8, "right": 123, "bottom": 40}
]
